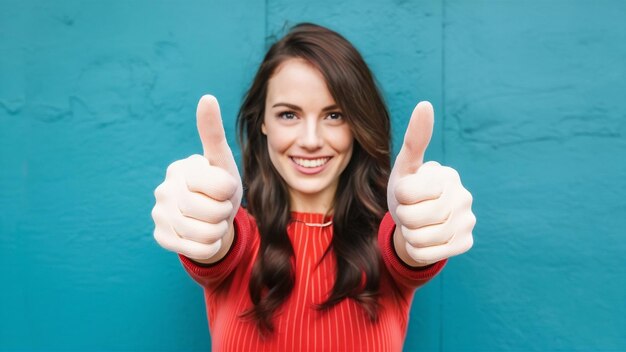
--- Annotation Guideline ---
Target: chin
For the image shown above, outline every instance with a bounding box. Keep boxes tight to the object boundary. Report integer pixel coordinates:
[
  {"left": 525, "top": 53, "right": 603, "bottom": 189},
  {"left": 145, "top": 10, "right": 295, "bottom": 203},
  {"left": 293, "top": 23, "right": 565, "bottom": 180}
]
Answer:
[
  {"left": 287, "top": 179, "right": 333, "bottom": 195},
  {"left": 290, "top": 184, "right": 327, "bottom": 195}
]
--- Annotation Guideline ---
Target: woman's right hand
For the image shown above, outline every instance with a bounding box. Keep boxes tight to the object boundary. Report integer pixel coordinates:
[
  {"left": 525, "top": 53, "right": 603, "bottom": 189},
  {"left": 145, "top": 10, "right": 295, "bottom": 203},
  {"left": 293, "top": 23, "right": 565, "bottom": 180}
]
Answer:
[{"left": 151, "top": 95, "right": 243, "bottom": 263}]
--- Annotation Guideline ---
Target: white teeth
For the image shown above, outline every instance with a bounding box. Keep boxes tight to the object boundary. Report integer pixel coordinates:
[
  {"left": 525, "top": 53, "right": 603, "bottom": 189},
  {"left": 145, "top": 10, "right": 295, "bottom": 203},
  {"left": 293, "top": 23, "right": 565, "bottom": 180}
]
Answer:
[{"left": 292, "top": 157, "right": 330, "bottom": 168}]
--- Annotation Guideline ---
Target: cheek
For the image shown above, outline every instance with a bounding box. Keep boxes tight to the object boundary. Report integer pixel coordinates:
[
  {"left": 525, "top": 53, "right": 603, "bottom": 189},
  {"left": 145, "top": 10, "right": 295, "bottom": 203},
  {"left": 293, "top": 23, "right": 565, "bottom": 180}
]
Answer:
[
  {"left": 265, "top": 137, "right": 284, "bottom": 175},
  {"left": 342, "top": 144, "right": 354, "bottom": 169},
  {"left": 266, "top": 133, "right": 290, "bottom": 154},
  {"left": 329, "top": 127, "right": 354, "bottom": 154},
  {"left": 265, "top": 132, "right": 293, "bottom": 175}
]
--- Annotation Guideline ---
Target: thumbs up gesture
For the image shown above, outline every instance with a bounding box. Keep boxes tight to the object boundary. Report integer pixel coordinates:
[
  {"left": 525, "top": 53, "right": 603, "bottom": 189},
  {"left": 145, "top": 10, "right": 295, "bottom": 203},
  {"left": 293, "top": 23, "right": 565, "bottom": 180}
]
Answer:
[
  {"left": 152, "top": 95, "right": 243, "bottom": 262},
  {"left": 387, "top": 102, "right": 475, "bottom": 267}
]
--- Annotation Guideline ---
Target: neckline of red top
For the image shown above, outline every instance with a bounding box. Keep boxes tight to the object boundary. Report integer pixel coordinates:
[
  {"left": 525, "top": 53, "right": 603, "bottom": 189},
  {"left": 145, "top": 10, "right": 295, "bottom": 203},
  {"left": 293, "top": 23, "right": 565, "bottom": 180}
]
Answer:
[{"left": 290, "top": 211, "right": 333, "bottom": 224}]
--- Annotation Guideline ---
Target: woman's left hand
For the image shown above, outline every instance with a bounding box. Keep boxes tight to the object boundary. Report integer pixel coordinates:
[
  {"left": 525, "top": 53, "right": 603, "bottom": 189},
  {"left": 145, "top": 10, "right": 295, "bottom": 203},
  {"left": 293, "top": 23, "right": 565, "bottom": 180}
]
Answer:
[{"left": 387, "top": 101, "right": 475, "bottom": 267}]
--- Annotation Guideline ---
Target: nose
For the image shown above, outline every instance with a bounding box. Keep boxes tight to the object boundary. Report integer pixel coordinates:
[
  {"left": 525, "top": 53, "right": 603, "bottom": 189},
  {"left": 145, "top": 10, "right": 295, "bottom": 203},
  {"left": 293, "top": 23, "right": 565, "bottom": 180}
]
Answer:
[{"left": 298, "top": 118, "right": 324, "bottom": 150}]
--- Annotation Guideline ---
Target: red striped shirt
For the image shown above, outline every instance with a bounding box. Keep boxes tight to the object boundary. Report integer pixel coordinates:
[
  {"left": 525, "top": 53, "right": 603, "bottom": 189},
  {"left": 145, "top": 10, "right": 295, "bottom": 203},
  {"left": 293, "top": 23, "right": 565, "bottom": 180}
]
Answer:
[{"left": 179, "top": 208, "right": 446, "bottom": 351}]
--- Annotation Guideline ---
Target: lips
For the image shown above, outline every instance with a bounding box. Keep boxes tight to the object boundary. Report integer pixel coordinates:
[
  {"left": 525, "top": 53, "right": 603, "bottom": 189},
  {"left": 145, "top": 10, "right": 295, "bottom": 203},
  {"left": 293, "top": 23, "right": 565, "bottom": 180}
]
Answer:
[
  {"left": 288, "top": 156, "right": 333, "bottom": 175},
  {"left": 290, "top": 157, "right": 331, "bottom": 168}
]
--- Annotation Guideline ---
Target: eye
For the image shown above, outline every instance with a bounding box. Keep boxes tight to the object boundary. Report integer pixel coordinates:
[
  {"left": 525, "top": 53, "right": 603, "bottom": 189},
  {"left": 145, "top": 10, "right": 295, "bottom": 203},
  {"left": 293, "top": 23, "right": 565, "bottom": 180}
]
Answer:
[
  {"left": 278, "top": 111, "right": 297, "bottom": 120},
  {"left": 327, "top": 112, "right": 343, "bottom": 120}
]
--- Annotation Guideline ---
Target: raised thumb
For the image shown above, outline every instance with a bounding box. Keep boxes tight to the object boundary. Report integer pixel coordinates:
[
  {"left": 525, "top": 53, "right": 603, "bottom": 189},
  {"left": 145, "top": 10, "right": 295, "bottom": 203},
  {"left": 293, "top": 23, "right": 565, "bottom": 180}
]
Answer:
[
  {"left": 394, "top": 101, "right": 435, "bottom": 176},
  {"left": 196, "top": 95, "right": 238, "bottom": 175}
]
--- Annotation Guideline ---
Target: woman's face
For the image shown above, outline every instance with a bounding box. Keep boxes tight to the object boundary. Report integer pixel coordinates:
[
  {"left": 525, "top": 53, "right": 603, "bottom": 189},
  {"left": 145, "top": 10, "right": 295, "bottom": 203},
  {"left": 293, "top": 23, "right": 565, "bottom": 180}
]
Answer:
[{"left": 262, "top": 58, "right": 354, "bottom": 212}]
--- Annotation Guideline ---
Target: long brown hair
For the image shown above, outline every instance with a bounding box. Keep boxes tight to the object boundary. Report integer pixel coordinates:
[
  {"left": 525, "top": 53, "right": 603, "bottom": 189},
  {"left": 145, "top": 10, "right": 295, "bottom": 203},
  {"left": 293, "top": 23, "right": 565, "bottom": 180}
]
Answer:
[{"left": 236, "top": 23, "right": 391, "bottom": 334}]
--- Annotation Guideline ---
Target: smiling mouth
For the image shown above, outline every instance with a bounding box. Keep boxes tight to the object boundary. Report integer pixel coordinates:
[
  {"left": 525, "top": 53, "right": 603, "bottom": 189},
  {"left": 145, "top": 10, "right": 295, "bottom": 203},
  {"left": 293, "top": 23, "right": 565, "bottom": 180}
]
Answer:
[{"left": 290, "top": 157, "right": 331, "bottom": 168}]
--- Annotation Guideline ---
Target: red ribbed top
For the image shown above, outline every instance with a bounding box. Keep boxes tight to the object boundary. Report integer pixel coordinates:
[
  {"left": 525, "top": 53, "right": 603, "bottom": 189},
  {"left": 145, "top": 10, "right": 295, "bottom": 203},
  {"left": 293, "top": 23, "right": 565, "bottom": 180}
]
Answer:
[{"left": 179, "top": 208, "right": 446, "bottom": 351}]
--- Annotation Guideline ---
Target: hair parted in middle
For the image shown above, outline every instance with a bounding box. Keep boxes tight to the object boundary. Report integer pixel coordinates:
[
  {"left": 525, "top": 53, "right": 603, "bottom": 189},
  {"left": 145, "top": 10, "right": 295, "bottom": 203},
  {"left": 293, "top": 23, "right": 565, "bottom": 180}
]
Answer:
[{"left": 236, "top": 22, "right": 392, "bottom": 335}]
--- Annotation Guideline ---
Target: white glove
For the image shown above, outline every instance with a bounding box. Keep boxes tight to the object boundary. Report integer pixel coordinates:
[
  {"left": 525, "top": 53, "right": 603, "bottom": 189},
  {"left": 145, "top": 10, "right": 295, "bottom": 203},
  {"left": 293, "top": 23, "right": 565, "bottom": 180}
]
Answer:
[
  {"left": 387, "top": 101, "right": 475, "bottom": 267},
  {"left": 151, "top": 95, "right": 243, "bottom": 261}
]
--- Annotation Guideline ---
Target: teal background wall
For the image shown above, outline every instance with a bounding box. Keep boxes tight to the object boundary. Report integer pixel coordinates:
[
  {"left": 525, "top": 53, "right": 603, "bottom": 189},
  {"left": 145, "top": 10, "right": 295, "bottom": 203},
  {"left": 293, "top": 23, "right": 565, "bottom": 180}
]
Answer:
[{"left": 1, "top": 0, "right": 624, "bottom": 351}]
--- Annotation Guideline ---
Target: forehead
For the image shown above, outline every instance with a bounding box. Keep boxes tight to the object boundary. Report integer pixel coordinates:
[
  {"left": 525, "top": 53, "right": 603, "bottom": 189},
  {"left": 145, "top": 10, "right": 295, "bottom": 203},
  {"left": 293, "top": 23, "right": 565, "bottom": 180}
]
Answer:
[{"left": 266, "top": 58, "right": 336, "bottom": 107}]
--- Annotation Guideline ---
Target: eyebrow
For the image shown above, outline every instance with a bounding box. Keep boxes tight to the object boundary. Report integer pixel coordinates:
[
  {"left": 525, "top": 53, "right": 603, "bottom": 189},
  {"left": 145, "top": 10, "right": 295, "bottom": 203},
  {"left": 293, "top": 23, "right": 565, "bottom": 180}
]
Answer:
[{"left": 271, "top": 102, "right": 340, "bottom": 112}]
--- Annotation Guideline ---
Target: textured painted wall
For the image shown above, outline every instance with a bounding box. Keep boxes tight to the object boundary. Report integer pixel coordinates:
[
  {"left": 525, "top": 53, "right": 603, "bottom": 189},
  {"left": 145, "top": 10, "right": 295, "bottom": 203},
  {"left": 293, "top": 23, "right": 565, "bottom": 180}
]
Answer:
[
  {"left": 1, "top": 0, "right": 624, "bottom": 351},
  {"left": 442, "top": 1, "right": 626, "bottom": 350}
]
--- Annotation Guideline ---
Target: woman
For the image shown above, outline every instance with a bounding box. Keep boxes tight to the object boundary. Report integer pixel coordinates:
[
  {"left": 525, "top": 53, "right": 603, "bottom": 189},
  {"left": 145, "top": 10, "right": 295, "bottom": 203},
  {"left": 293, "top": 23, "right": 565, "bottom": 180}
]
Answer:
[{"left": 152, "top": 23, "right": 474, "bottom": 351}]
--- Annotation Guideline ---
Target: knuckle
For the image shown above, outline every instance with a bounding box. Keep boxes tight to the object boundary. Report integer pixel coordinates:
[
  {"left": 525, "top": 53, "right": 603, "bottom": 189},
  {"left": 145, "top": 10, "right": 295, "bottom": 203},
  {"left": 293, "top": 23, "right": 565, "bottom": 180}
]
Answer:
[
  {"left": 424, "top": 161, "right": 440, "bottom": 169},
  {"left": 395, "top": 205, "right": 408, "bottom": 223},
  {"left": 177, "top": 192, "right": 197, "bottom": 214},
  {"left": 176, "top": 199, "right": 190, "bottom": 217},
  {"left": 212, "top": 168, "right": 237, "bottom": 192},
  {"left": 211, "top": 201, "right": 234, "bottom": 222},
  {"left": 393, "top": 185, "right": 403, "bottom": 202},
  {"left": 394, "top": 182, "right": 410, "bottom": 203},
  {"left": 216, "top": 219, "right": 229, "bottom": 234},
  {"left": 187, "top": 154, "right": 207, "bottom": 168},
  {"left": 406, "top": 246, "right": 430, "bottom": 265},
  {"left": 459, "top": 192, "right": 472, "bottom": 210},
  {"left": 398, "top": 205, "right": 423, "bottom": 228},
  {"left": 405, "top": 230, "right": 431, "bottom": 248},
  {"left": 192, "top": 224, "right": 212, "bottom": 241},
  {"left": 182, "top": 247, "right": 202, "bottom": 260},
  {"left": 203, "top": 208, "right": 222, "bottom": 225},
  {"left": 397, "top": 206, "right": 419, "bottom": 228},
  {"left": 151, "top": 206, "right": 160, "bottom": 222},
  {"left": 215, "top": 184, "right": 237, "bottom": 201},
  {"left": 188, "top": 154, "right": 203, "bottom": 161},
  {"left": 403, "top": 227, "right": 426, "bottom": 247},
  {"left": 166, "top": 161, "right": 181, "bottom": 178},
  {"left": 402, "top": 229, "right": 419, "bottom": 247},
  {"left": 182, "top": 195, "right": 227, "bottom": 224},
  {"left": 445, "top": 166, "right": 460, "bottom": 180},
  {"left": 189, "top": 241, "right": 221, "bottom": 260},
  {"left": 189, "top": 154, "right": 210, "bottom": 167},
  {"left": 154, "top": 184, "right": 167, "bottom": 201},
  {"left": 458, "top": 234, "right": 474, "bottom": 253},
  {"left": 223, "top": 200, "right": 234, "bottom": 217},
  {"left": 186, "top": 153, "right": 201, "bottom": 160},
  {"left": 465, "top": 189, "right": 473, "bottom": 203},
  {"left": 206, "top": 220, "right": 229, "bottom": 241},
  {"left": 466, "top": 235, "right": 474, "bottom": 251},
  {"left": 185, "top": 221, "right": 224, "bottom": 244},
  {"left": 151, "top": 206, "right": 170, "bottom": 225},
  {"left": 204, "top": 241, "right": 222, "bottom": 259},
  {"left": 153, "top": 230, "right": 174, "bottom": 252},
  {"left": 213, "top": 179, "right": 235, "bottom": 200},
  {"left": 225, "top": 176, "right": 239, "bottom": 195},
  {"left": 152, "top": 228, "right": 161, "bottom": 241},
  {"left": 422, "top": 161, "right": 441, "bottom": 174},
  {"left": 469, "top": 213, "right": 477, "bottom": 227}
]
